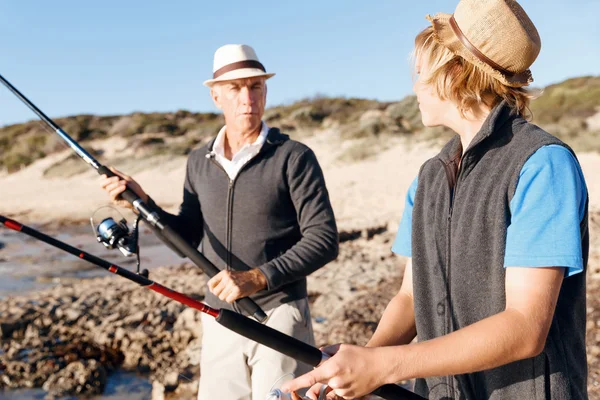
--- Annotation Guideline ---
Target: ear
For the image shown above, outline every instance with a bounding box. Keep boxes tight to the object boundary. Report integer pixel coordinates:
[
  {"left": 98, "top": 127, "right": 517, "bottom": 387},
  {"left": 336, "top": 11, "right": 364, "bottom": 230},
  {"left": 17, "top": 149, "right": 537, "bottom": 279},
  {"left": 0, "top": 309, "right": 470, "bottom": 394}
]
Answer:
[
  {"left": 264, "top": 83, "right": 268, "bottom": 99},
  {"left": 210, "top": 86, "right": 223, "bottom": 110}
]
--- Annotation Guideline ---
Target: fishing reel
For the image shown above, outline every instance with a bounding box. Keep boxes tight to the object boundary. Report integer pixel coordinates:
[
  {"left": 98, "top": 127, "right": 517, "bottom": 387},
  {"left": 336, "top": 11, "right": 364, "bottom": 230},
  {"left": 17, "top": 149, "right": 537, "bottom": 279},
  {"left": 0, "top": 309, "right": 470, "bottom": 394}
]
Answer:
[
  {"left": 96, "top": 216, "right": 136, "bottom": 256},
  {"left": 90, "top": 206, "right": 149, "bottom": 278}
]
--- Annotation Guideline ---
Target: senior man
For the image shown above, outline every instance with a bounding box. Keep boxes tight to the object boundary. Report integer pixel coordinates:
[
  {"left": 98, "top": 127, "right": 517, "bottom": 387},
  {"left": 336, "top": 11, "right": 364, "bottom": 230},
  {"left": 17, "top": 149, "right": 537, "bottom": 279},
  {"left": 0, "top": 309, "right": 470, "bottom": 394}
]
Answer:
[{"left": 100, "top": 44, "right": 339, "bottom": 399}]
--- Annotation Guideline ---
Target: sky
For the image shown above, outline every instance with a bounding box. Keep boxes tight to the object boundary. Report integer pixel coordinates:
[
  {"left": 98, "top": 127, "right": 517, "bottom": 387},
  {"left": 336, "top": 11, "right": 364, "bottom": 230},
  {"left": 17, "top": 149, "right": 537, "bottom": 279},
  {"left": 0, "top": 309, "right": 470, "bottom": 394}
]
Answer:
[{"left": 1, "top": 0, "right": 599, "bottom": 127}]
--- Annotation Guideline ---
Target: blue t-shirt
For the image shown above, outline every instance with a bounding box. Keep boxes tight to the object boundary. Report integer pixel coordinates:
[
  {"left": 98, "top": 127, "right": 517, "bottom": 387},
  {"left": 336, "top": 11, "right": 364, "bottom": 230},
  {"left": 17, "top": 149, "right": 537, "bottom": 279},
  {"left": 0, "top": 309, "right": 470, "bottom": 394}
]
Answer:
[{"left": 392, "top": 145, "right": 587, "bottom": 277}]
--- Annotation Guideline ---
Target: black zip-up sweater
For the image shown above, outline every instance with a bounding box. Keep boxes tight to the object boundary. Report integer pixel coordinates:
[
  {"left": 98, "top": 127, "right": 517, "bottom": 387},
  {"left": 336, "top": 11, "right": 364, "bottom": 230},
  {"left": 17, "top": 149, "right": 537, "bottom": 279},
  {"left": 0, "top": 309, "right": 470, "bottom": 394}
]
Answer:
[
  {"left": 412, "top": 102, "right": 588, "bottom": 399},
  {"left": 149, "top": 127, "right": 339, "bottom": 314}
]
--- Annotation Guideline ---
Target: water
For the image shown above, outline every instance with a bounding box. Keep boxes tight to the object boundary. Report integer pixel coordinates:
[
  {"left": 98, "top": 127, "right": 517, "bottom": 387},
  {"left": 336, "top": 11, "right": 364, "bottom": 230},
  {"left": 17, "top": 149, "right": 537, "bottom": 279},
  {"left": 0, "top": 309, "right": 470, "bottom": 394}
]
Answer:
[
  {"left": 0, "top": 222, "right": 184, "bottom": 298},
  {"left": 0, "top": 222, "right": 188, "bottom": 398},
  {"left": 0, "top": 371, "right": 153, "bottom": 400}
]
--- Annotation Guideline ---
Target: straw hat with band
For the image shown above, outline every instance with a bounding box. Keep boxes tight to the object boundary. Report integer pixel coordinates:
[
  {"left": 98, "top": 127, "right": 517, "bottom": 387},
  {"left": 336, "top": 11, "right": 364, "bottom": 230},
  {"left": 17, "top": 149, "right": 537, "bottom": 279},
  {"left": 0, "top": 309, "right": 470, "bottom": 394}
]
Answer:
[
  {"left": 204, "top": 44, "right": 275, "bottom": 87},
  {"left": 426, "top": 0, "right": 541, "bottom": 87}
]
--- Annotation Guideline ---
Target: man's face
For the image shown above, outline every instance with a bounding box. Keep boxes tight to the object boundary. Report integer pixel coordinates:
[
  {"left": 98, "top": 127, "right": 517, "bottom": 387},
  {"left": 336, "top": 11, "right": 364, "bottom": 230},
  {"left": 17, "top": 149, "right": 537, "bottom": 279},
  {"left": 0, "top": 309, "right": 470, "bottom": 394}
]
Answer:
[{"left": 211, "top": 77, "right": 267, "bottom": 134}]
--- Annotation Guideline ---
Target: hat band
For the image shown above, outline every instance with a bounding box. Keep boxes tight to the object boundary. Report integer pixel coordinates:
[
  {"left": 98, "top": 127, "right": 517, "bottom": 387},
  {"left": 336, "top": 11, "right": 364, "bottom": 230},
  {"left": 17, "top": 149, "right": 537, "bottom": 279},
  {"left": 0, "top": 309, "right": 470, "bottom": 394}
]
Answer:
[
  {"left": 213, "top": 60, "right": 266, "bottom": 79},
  {"left": 449, "top": 15, "right": 514, "bottom": 77}
]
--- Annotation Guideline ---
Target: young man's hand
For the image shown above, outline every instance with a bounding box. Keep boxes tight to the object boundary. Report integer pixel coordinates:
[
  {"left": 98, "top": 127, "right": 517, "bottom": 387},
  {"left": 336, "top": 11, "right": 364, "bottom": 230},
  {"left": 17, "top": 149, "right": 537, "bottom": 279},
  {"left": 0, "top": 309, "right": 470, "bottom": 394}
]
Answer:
[
  {"left": 281, "top": 344, "right": 396, "bottom": 399},
  {"left": 207, "top": 269, "right": 268, "bottom": 303}
]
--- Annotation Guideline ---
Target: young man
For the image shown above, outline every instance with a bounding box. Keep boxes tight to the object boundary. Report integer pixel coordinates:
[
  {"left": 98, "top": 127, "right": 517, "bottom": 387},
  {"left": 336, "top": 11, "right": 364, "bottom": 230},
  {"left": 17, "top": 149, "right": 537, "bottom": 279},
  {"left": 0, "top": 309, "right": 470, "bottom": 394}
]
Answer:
[
  {"left": 283, "top": 1, "right": 588, "bottom": 399},
  {"left": 101, "top": 44, "right": 339, "bottom": 400}
]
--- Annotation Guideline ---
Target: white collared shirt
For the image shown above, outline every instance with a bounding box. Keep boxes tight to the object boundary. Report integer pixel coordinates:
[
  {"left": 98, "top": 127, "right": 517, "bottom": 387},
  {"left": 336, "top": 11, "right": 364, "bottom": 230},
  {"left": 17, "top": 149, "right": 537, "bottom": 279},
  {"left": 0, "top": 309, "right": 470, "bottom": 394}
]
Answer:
[{"left": 211, "top": 121, "right": 269, "bottom": 180}]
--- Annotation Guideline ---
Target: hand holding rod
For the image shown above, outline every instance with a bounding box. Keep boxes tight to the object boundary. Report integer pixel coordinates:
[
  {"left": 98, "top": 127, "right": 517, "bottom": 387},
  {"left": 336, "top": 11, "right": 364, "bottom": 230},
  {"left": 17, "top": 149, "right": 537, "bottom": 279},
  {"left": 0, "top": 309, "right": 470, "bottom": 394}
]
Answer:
[
  {"left": 0, "top": 216, "right": 423, "bottom": 400},
  {"left": 0, "top": 73, "right": 267, "bottom": 323}
]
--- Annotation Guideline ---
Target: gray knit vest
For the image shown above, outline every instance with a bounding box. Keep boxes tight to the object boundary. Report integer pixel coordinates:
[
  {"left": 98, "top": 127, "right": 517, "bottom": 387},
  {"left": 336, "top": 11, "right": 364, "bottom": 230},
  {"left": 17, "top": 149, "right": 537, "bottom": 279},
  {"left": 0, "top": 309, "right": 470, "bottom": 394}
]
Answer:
[{"left": 412, "top": 102, "right": 589, "bottom": 399}]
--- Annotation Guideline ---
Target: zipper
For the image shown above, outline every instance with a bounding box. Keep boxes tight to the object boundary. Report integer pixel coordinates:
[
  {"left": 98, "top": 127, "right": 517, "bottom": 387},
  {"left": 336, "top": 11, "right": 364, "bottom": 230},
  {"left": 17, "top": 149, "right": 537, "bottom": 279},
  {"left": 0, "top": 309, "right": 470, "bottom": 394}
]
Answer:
[
  {"left": 207, "top": 153, "right": 257, "bottom": 315},
  {"left": 440, "top": 157, "right": 463, "bottom": 397},
  {"left": 207, "top": 152, "right": 262, "bottom": 272},
  {"left": 226, "top": 179, "right": 234, "bottom": 271},
  {"left": 206, "top": 156, "right": 234, "bottom": 271}
]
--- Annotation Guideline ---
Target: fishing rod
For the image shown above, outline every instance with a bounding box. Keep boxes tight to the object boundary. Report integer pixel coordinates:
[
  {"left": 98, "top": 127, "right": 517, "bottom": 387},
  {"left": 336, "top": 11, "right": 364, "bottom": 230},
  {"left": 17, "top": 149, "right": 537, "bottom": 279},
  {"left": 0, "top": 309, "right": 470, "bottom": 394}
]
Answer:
[
  {"left": 0, "top": 73, "right": 267, "bottom": 323},
  {"left": 0, "top": 216, "right": 423, "bottom": 400}
]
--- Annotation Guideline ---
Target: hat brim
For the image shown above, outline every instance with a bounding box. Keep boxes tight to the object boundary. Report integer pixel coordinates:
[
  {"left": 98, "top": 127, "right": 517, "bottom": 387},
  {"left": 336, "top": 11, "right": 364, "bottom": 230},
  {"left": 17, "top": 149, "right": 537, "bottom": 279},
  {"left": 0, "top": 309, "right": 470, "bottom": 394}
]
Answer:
[
  {"left": 426, "top": 13, "right": 533, "bottom": 88},
  {"left": 203, "top": 69, "right": 275, "bottom": 87}
]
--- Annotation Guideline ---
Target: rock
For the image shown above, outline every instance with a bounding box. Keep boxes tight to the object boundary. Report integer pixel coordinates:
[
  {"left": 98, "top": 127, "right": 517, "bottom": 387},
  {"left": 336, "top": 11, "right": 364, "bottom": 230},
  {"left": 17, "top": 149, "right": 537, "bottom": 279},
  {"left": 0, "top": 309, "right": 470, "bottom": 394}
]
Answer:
[
  {"left": 151, "top": 380, "right": 166, "bottom": 400},
  {"left": 64, "top": 308, "right": 81, "bottom": 323},
  {"left": 42, "top": 360, "right": 106, "bottom": 397},
  {"left": 172, "top": 379, "right": 199, "bottom": 399},
  {"left": 102, "top": 312, "right": 122, "bottom": 325},
  {"left": 137, "top": 358, "right": 152, "bottom": 373},
  {"left": 115, "top": 327, "right": 127, "bottom": 341},
  {"left": 185, "top": 338, "right": 202, "bottom": 366},
  {"left": 123, "top": 311, "right": 147, "bottom": 326},
  {"left": 163, "top": 370, "right": 179, "bottom": 392},
  {"left": 6, "top": 361, "right": 31, "bottom": 377},
  {"left": 93, "top": 331, "right": 112, "bottom": 346},
  {"left": 0, "top": 319, "right": 28, "bottom": 339},
  {"left": 123, "top": 352, "right": 142, "bottom": 370}
]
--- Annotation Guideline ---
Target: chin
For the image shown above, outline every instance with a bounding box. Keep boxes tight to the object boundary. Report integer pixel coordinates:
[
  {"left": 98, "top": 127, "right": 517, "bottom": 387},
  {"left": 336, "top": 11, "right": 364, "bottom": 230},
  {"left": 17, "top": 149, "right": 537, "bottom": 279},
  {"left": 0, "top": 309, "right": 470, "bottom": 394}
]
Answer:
[
  {"left": 237, "top": 118, "right": 261, "bottom": 133},
  {"left": 420, "top": 115, "right": 440, "bottom": 128}
]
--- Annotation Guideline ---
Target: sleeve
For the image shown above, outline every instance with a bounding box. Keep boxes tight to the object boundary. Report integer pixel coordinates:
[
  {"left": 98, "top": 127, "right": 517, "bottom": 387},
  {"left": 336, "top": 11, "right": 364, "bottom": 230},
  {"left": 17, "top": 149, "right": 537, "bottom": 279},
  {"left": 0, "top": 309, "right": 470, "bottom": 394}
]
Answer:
[
  {"left": 147, "top": 155, "right": 204, "bottom": 250},
  {"left": 392, "top": 175, "right": 418, "bottom": 257},
  {"left": 258, "top": 148, "right": 339, "bottom": 291},
  {"left": 504, "top": 145, "right": 587, "bottom": 277}
]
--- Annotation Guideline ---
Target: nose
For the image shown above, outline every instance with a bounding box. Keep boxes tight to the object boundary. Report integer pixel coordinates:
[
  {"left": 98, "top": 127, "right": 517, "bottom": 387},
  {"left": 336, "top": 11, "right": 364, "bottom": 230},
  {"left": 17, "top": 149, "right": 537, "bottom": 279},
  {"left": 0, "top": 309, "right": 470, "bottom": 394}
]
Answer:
[{"left": 239, "top": 86, "right": 254, "bottom": 105}]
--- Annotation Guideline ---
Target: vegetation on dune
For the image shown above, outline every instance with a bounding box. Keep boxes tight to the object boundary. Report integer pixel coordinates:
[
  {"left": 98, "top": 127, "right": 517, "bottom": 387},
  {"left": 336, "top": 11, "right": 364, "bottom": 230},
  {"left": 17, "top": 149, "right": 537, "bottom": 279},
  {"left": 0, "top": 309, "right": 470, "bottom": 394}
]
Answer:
[
  {"left": 1, "top": 76, "right": 599, "bottom": 173},
  {"left": 529, "top": 76, "right": 600, "bottom": 152},
  {"left": 530, "top": 76, "right": 600, "bottom": 124},
  {"left": 0, "top": 111, "right": 224, "bottom": 172}
]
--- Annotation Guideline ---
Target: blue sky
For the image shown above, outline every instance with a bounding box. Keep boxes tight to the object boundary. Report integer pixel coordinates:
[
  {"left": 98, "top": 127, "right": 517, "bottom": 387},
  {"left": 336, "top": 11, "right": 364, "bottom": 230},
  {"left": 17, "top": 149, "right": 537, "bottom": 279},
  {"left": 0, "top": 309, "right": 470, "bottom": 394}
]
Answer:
[{"left": 1, "top": 0, "right": 599, "bottom": 127}]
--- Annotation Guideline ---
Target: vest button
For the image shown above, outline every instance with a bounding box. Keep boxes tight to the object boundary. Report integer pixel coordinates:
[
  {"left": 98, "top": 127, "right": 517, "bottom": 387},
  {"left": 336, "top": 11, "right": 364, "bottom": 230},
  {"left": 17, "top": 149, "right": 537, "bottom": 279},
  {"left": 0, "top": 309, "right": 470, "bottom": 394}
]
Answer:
[{"left": 437, "top": 302, "right": 445, "bottom": 315}]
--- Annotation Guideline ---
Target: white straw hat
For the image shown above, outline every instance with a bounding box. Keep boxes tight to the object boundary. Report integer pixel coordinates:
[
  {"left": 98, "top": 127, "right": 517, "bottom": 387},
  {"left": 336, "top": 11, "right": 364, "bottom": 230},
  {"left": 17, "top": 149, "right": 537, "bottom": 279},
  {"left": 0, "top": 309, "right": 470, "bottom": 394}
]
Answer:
[{"left": 203, "top": 44, "right": 275, "bottom": 87}]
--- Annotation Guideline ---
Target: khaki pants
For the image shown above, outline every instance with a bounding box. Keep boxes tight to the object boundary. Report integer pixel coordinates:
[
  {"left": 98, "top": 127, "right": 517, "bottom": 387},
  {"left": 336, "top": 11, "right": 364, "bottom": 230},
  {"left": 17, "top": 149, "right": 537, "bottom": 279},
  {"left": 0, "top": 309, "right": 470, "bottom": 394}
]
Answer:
[{"left": 198, "top": 298, "right": 315, "bottom": 400}]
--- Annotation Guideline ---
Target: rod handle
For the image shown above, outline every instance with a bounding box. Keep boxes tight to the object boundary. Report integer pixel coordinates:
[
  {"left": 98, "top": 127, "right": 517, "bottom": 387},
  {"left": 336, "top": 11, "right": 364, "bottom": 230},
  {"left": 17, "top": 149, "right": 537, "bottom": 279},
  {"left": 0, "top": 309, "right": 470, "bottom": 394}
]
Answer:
[
  {"left": 97, "top": 165, "right": 141, "bottom": 204},
  {"left": 216, "top": 309, "right": 422, "bottom": 400},
  {"left": 217, "top": 309, "right": 323, "bottom": 366}
]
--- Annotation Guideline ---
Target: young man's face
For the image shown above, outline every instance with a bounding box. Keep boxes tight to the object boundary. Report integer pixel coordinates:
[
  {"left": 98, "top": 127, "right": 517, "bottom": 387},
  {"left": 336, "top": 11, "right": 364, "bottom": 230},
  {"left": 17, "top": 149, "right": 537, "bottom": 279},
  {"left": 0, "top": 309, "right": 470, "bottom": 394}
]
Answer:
[
  {"left": 211, "top": 77, "right": 267, "bottom": 135},
  {"left": 412, "top": 58, "right": 453, "bottom": 127}
]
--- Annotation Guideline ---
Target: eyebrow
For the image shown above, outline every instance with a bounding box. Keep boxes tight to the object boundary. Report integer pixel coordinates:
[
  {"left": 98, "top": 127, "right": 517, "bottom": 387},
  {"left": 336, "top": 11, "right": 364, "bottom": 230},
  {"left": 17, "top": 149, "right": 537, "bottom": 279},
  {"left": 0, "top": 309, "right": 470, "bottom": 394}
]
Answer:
[{"left": 226, "top": 80, "right": 264, "bottom": 89}]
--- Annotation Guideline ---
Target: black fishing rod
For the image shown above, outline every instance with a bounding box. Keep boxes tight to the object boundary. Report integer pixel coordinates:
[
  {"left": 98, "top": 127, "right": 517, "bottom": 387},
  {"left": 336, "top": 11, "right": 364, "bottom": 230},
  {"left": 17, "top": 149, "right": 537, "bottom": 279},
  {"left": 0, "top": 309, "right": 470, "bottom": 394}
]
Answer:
[
  {"left": 0, "top": 73, "right": 267, "bottom": 323},
  {"left": 0, "top": 216, "right": 422, "bottom": 400}
]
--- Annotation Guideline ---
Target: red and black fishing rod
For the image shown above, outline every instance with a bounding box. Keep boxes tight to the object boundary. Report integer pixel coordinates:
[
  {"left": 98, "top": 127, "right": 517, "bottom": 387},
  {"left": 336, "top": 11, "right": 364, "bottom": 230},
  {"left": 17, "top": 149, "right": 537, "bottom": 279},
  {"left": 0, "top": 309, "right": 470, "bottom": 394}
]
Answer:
[
  {"left": 0, "top": 73, "right": 266, "bottom": 323},
  {"left": 0, "top": 215, "right": 423, "bottom": 400}
]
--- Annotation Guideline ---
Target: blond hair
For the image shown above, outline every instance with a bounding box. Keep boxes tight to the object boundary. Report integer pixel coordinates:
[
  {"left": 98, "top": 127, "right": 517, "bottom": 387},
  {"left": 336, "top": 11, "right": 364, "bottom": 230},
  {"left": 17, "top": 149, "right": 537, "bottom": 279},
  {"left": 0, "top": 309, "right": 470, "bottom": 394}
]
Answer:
[{"left": 413, "top": 27, "right": 536, "bottom": 118}]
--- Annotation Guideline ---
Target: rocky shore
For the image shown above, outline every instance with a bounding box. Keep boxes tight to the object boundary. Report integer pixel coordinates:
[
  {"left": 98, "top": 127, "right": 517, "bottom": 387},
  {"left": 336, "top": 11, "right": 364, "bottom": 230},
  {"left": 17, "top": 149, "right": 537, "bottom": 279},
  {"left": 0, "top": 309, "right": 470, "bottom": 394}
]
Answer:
[
  {"left": 3, "top": 216, "right": 600, "bottom": 399},
  {"left": 0, "top": 229, "right": 409, "bottom": 399},
  {"left": 0, "top": 262, "right": 205, "bottom": 399}
]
